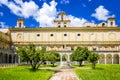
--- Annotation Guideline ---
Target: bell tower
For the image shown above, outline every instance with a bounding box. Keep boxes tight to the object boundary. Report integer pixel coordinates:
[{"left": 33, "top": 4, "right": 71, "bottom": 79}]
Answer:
[
  {"left": 107, "top": 18, "right": 116, "bottom": 27},
  {"left": 16, "top": 18, "right": 25, "bottom": 28},
  {"left": 54, "top": 12, "right": 71, "bottom": 28}
]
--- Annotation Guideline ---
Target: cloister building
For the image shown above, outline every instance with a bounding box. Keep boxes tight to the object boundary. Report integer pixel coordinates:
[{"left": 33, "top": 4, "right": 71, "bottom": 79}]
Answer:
[
  {"left": 0, "top": 12, "right": 120, "bottom": 64},
  {"left": 0, "top": 31, "right": 16, "bottom": 63}
]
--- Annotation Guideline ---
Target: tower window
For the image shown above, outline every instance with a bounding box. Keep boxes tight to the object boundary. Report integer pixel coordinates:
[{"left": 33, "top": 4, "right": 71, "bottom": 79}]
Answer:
[
  {"left": 37, "top": 34, "right": 40, "bottom": 37},
  {"left": 19, "top": 23, "right": 22, "bottom": 28},
  {"left": 77, "top": 34, "right": 80, "bottom": 36},
  {"left": 64, "top": 34, "right": 67, "bottom": 36},
  {"left": 50, "top": 34, "right": 54, "bottom": 36},
  {"left": 110, "top": 22, "right": 113, "bottom": 26}
]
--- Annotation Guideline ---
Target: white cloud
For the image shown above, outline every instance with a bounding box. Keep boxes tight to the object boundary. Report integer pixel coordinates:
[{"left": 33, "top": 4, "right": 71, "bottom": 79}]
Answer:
[
  {"left": 67, "top": 15, "right": 87, "bottom": 27},
  {"left": 91, "top": 5, "right": 115, "bottom": 21},
  {"left": 60, "top": 0, "right": 70, "bottom": 4},
  {"left": 0, "top": 12, "right": 3, "bottom": 16},
  {"left": 8, "top": 0, "right": 39, "bottom": 18},
  {"left": 34, "top": 0, "right": 57, "bottom": 27},
  {"left": 0, "top": 0, "right": 8, "bottom": 5},
  {"left": 0, "top": 22, "right": 8, "bottom": 28},
  {"left": 0, "top": 0, "right": 87, "bottom": 27}
]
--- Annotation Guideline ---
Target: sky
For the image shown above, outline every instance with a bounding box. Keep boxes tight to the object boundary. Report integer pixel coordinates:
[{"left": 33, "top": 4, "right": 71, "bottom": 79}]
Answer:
[{"left": 0, "top": 0, "right": 120, "bottom": 28}]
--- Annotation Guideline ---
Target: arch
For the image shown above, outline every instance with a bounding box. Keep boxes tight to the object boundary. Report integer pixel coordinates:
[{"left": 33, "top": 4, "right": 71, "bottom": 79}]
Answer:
[
  {"left": 5, "top": 54, "right": 8, "bottom": 63},
  {"left": 99, "top": 54, "right": 105, "bottom": 64},
  {"left": 15, "top": 54, "right": 19, "bottom": 63},
  {"left": 62, "top": 54, "right": 68, "bottom": 61},
  {"left": 113, "top": 54, "right": 119, "bottom": 64},
  {"left": 102, "top": 23, "right": 105, "bottom": 27},
  {"left": 0, "top": 52, "right": 2, "bottom": 63},
  {"left": 13, "top": 55, "right": 16, "bottom": 63},
  {"left": 106, "top": 54, "right": 112, "bottom": 64},
  {"left": 9, "top": 54, "right": 12, "bottom": 63}
]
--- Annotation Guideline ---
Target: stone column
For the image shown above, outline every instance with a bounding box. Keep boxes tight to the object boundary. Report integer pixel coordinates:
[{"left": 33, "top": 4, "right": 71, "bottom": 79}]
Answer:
[
  {"left": 60, "top": 54, "right": 62, "bottom": 62},
  {"left": 112, "top": 54, "right": 113, "bottom": 64},
  {"left": 119, "top": 57, "right": 120, "bottom": 64},
  {"left": 18, "top": 55, "right": 20, "bottom": 64},
  {"left": 67, "top": 54, "right": 70, "bottom": 62},
  {"left": 119, "top": 54, "right": 120, "bottom": 64},
  {"left": 105, "top": 54, "right": 106, "bottom": 64},
  {"left": 98, "top": 60, "right": 100, "bottom": 64},
  {"left": 15, "top": 54, "right": 17, "bottom": 64},
  {"left": 11, "top": 54, "right": 14, "bottom": 63}
]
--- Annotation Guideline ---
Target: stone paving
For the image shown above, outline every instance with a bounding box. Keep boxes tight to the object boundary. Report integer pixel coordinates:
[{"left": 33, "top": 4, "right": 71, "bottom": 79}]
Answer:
[{"left": 49, "top": 69, "right": 80, "bottom": 80}]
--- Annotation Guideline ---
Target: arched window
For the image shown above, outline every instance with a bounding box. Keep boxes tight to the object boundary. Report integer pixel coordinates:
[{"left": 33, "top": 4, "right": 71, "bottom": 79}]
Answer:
[
  {"left": 19, "top": 23, "right": 22, "bottom": 28},
  {"left": 110, "top": 22, "right": 113, "bottom": 26},
  {"left": 102, "top": 23, "right": 105, "bottom": 27}
]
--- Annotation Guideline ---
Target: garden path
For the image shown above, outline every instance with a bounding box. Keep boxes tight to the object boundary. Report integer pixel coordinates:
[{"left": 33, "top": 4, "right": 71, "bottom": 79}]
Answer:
[{"left": 49, "top": 69, "right": 81, "bottom": 80}]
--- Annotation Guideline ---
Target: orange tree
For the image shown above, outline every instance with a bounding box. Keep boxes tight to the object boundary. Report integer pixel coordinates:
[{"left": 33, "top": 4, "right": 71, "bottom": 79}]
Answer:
[{"left": 17, "top": 44, "right": 48, "bottom": 70}]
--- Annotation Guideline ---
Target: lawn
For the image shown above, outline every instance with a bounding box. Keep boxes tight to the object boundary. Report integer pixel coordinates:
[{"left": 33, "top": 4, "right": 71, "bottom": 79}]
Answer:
[
  {"left": 75, "top": 64, "right": 120, "bottom": 80},
  {"left": 0, "top": 66, "right": 54, "bottom": 80}
]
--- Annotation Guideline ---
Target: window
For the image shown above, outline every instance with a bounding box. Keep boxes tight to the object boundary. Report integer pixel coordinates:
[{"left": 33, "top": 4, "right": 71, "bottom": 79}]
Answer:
[
  {"left": 77, "top": 34, "right": 80, "bottom": 36},
  {"left": 37, "top": 34, "right": 40, "bottom": 37},
  {"left": 63, "top": 45, "right": 65, "bottom": 48},
  {"left": 64, "top": 25, "right": 66, "bottom": 27},
  {"left": 64, "top": 34, "right": 67, "bottom": 36},
  {"left": 87, "top": 26, "right": 90, "bottom": 27},
  {"left": 17, "top": 33, "right": 22, "bottom": 39},
  {"left": 58, "top": 25, "right": 61, "bottom": 28},
  {"left": 93, "top": 48, "right": 96, "bottom": 51},
  {"left": 19, "top": 23, "right": 22, "bottom": 28},
  {"left": 102, "top": 23, "right": 105, "bottom": 27},
  {"left": 110, "top": 22, "right": 113, "bottom": 26},
  {"left": 71, "top": 47, "right": 74, "bottom": 51},
  {"left": 50, "top": 34, "right": 54, "bottom": 36}
]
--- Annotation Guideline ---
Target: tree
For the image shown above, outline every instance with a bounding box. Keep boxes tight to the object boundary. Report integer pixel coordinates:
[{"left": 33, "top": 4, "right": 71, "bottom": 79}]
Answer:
[
  {"left": 88, "top": 52, "right": 99, "bottom": 69},
  {"left": 48, "top": 51, "right": 60, "bottom": 67},
  {"left": 71, "top": 47, "right": 90, "bottom": 66},
  {"left": 17, "top": 44, "right": 48, "bottom": 70}
]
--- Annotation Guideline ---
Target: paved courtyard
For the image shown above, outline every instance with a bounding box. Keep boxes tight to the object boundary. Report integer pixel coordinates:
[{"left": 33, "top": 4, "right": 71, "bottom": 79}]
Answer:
[{"left": 49, "top": 69, "right": 80, "bottom": 80}]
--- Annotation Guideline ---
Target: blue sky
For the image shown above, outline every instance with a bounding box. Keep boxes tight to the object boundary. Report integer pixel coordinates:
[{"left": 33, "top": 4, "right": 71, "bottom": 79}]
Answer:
[{"left": 0, "top": 0, "right": 120, "bottom": 28}]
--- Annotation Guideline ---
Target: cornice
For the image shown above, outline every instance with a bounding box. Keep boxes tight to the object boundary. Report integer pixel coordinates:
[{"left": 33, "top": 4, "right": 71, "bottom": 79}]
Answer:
[{"left": 9, "top": 27, "right": 120, "bottom": 32}]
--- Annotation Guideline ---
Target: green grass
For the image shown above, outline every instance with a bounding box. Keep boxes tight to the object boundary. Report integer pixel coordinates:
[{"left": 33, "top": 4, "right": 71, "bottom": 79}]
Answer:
[
  {"left": 75, "top": 64, "right": 120, "bottom": 80},
  {"left": 0, "top": 66, "right": 54, "bottom": 80}
]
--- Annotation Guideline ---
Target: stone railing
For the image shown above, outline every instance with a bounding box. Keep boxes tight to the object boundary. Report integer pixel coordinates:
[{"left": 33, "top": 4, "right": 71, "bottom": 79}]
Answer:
[{"left": 0, "top": 64, "right": 18, "bottom": 68}]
